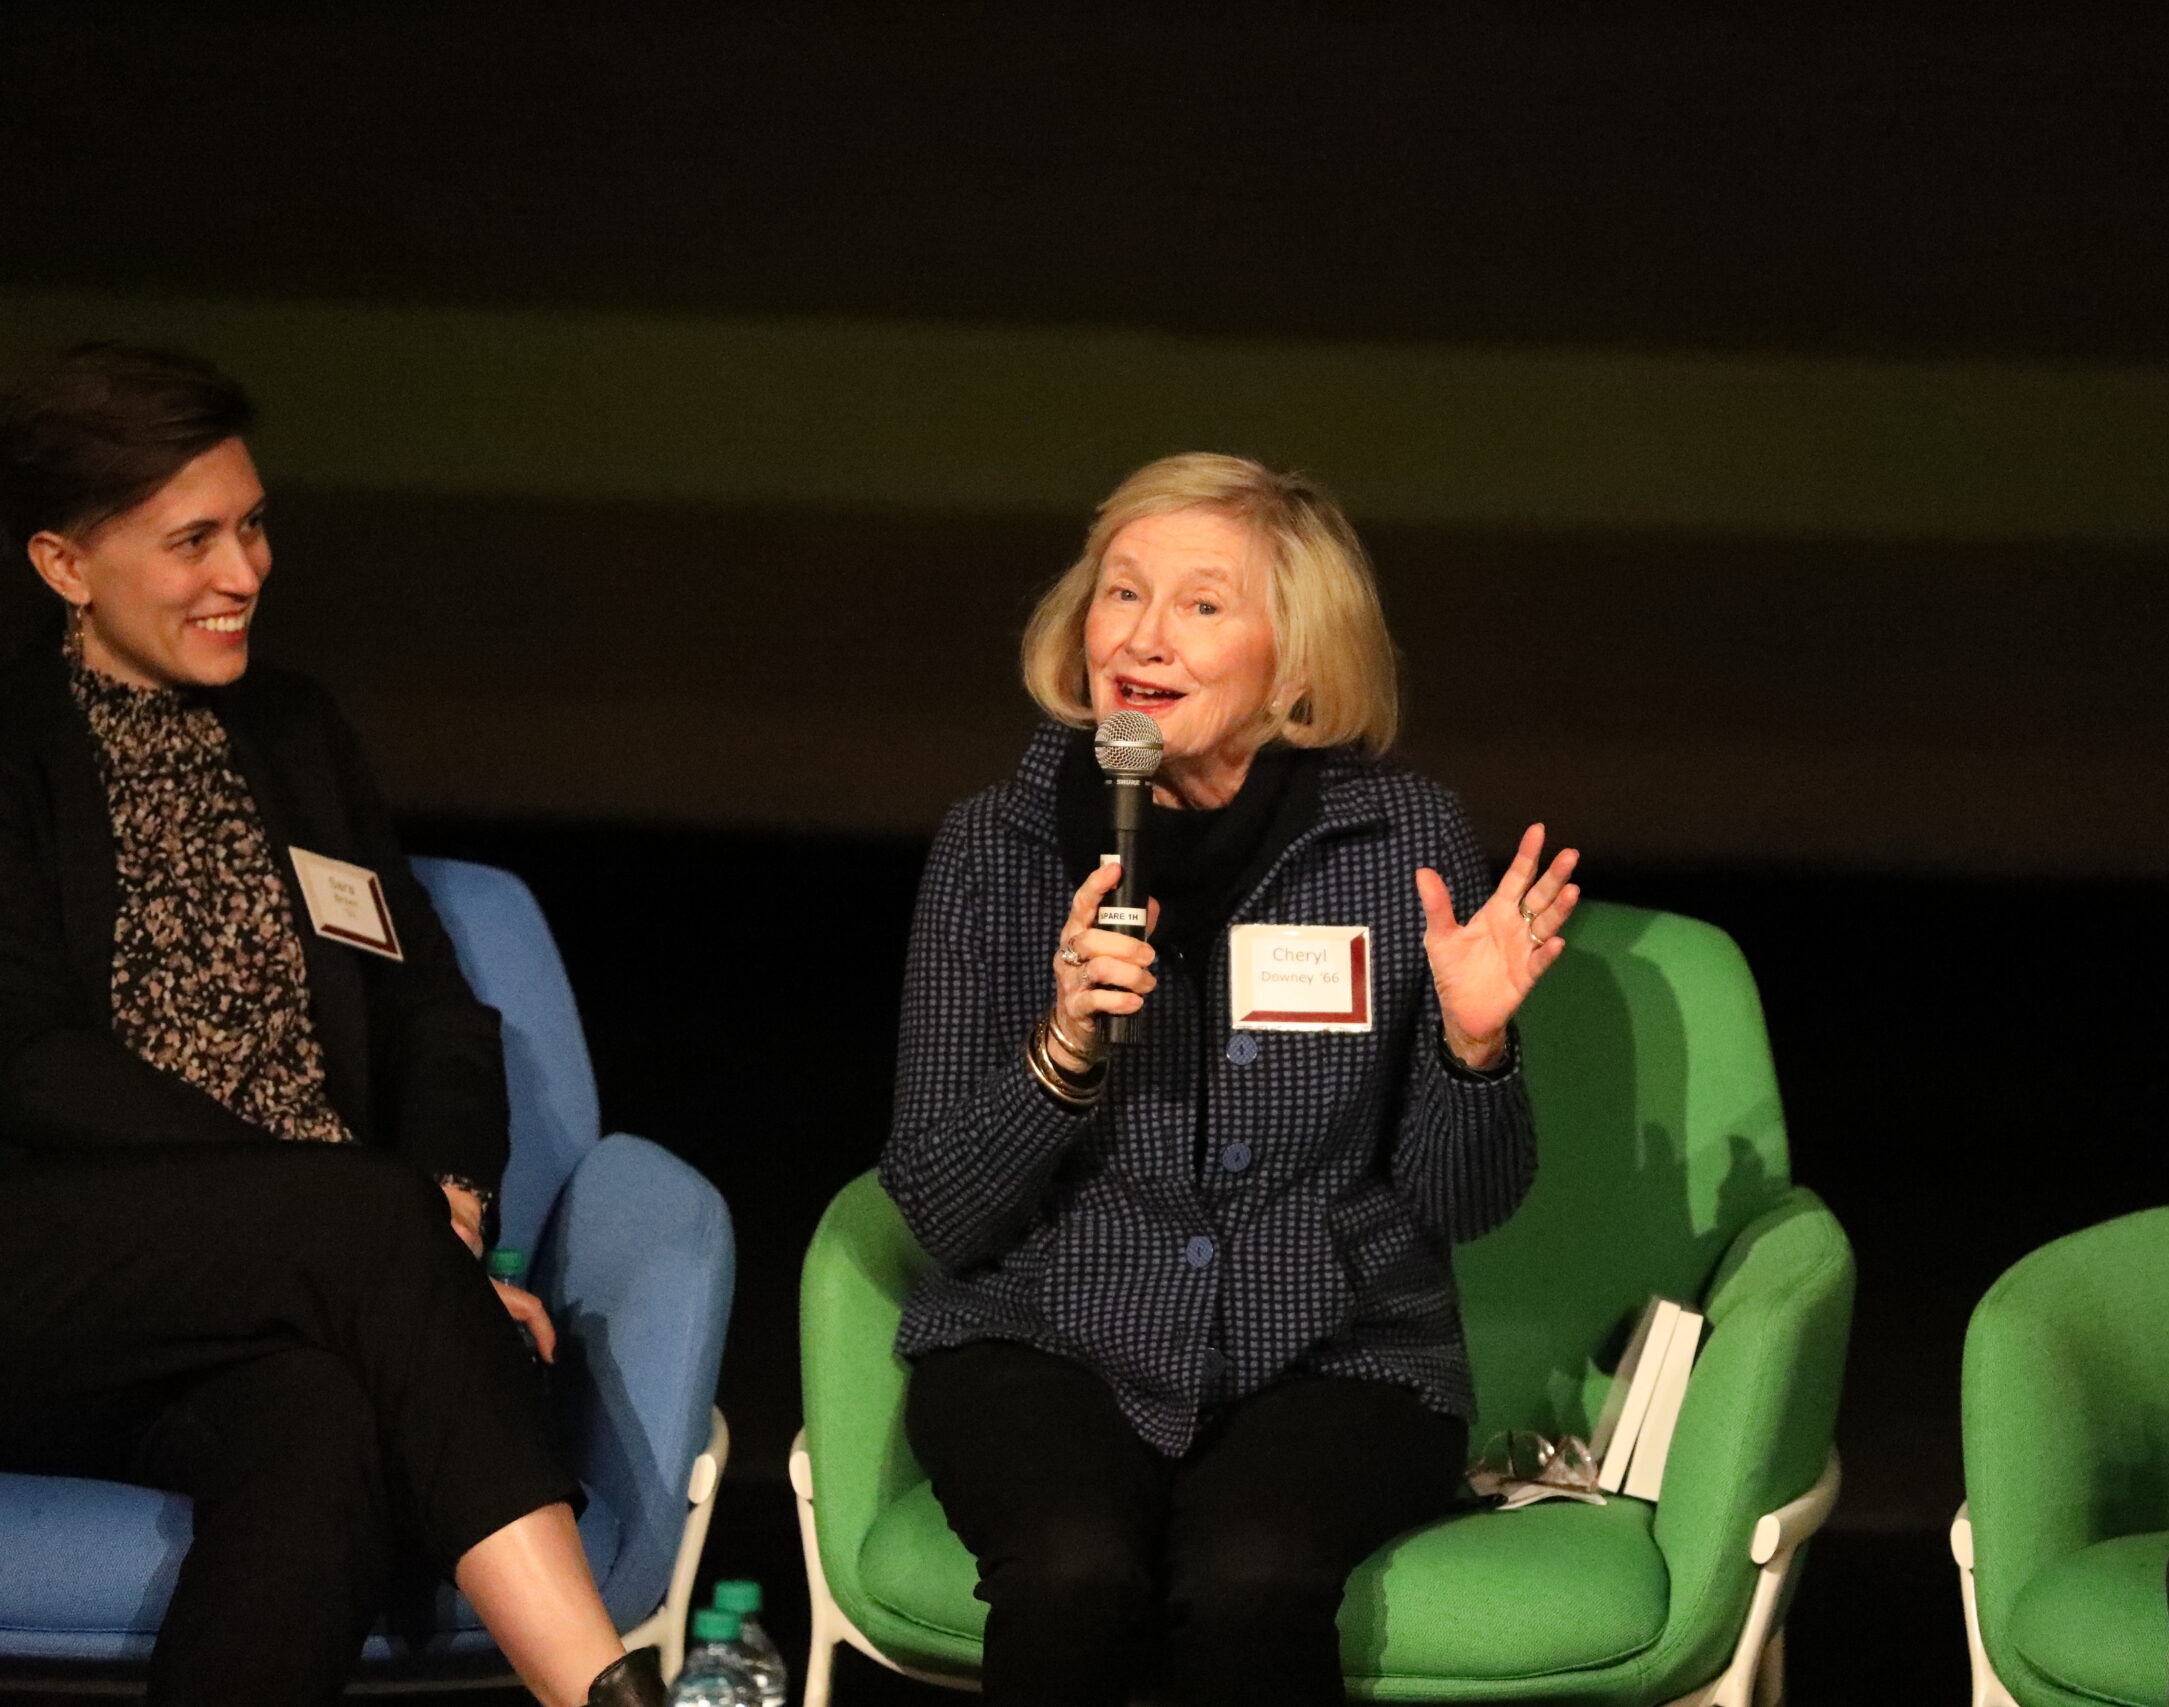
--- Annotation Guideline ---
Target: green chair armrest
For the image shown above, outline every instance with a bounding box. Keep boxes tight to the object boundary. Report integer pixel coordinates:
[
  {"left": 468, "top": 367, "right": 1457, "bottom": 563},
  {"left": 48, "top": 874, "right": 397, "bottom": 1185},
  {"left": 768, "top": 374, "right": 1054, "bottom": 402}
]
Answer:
[
  {"left": 800, "top": 1170, "right": 931, "bottom": 1630},
  {"left": 1962, "top": 1206, "right": 2169, "bottom": 1666},
  {"left": 1641, "top": 1187, "right": 1854, "bottom": 1684},
  {"left": 1964, "top": 1291, "right": 2101, "bottom": 1648}
]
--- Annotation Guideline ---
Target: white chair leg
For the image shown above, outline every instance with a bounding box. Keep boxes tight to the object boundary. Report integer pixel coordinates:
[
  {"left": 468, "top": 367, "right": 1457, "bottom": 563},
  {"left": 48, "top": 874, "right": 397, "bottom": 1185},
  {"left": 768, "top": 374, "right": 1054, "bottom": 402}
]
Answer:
[
  {"left": 1950, "top": 1504, "right": 2021, "bottom": 1707},
  {"left": 1660, "top": 1452, "right": 1839, "bottom": 1707},
  {"left": 1752, "top": 1623, "right": 1785, "bottom": 1707},
  {"left": 801, "top": 1605, "right": 840, "bottom": 1707},
  {"left": 619, "top": 1409, "right": 730, "bottom": 1684},
  {"left": 792, "top": 1430, "right": 846, "bottom": 1707}
]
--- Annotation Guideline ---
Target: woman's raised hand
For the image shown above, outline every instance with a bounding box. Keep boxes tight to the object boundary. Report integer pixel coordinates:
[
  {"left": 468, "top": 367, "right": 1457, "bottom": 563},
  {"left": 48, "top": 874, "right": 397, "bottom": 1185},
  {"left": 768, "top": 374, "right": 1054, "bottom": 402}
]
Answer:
[
  {"left": 1415, "top": 824, "right": 1580, "bottom": 1071},
  {"left": 1046, "top": 861, "right": 1159, "bottom": 1072}
]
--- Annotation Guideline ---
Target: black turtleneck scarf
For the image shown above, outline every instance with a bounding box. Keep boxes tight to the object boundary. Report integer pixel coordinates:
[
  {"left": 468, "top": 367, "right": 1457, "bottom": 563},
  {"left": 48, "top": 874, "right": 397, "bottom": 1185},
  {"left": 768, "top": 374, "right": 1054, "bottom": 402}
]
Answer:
[{"left": 1054, "top": 727, "right": 1324, "bottom": 964}]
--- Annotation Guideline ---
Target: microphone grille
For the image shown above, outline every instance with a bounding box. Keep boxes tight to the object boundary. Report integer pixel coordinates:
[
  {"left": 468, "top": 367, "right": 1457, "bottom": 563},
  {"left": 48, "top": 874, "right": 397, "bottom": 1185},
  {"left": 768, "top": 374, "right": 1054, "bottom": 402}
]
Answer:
[{"left": 1094, "top": 711, "right": 1164, "bottom": 778}]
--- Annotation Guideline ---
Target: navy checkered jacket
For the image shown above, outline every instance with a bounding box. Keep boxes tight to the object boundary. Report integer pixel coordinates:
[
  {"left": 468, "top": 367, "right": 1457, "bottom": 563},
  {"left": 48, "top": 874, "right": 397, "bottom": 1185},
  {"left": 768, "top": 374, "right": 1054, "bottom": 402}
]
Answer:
[{"left": 881, "top": 723, "right": 1537, "bottom": 1455}]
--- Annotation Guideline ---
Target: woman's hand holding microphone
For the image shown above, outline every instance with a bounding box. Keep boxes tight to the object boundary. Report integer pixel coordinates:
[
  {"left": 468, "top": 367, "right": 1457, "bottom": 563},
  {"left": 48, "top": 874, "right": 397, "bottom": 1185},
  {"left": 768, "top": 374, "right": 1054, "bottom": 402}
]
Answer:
[{"left": 1040, "top": 861, "right": 1159, "bottom": 1083}]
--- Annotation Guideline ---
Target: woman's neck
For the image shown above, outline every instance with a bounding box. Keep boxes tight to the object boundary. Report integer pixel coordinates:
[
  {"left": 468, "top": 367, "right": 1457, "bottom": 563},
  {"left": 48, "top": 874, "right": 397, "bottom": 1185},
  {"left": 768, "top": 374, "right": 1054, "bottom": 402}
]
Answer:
[
  {"left": 66, "top": 624, "right": 174, "bottom": 696},
  {"left": 1154, "top": 744, "right": 1256, "bottom": 810}
]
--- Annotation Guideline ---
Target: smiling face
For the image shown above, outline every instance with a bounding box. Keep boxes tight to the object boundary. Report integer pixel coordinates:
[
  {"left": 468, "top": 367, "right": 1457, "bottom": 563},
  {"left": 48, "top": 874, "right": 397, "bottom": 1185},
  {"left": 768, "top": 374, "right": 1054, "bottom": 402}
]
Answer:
[
  {"left": 29, "top": 437, "right": 270, "bottom": 690},
  {"left": 1083, "top": 507, "right": 1283, "bottom": 804}
]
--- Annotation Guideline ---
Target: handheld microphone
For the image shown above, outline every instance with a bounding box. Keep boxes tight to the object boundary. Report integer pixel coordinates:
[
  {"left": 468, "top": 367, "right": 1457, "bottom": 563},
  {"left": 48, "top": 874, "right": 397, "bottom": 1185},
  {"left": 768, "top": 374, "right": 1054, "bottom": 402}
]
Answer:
[{"left": 1093, "top": 711, "right": 1163, "bottom": 1045}]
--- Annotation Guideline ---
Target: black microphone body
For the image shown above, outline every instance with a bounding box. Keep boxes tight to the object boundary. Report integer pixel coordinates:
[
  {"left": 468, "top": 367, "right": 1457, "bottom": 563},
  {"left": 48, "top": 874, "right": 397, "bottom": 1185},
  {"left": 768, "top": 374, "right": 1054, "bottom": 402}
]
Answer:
[
  {"left": 1091, "top": 711, "right": 1164, "bottom": 1047},
  {"left": 1100, "top": 775, "right": 1152, "bottom": 1045}
]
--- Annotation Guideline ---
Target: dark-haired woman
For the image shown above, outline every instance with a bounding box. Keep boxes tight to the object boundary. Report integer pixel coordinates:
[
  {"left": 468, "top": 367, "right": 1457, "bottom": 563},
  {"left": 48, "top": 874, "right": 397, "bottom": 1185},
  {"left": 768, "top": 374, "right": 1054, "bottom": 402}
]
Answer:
[{"left": 0, "top": 345, "right": 666, "bottom": 1707}]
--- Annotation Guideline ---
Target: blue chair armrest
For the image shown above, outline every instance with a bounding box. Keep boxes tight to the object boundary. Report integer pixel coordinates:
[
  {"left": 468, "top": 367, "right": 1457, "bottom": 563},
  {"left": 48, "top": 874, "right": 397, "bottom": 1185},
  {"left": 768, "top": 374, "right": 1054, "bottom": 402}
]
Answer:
[{"left": 536, "top": 1134, "right": 733, "bottom": 1628}]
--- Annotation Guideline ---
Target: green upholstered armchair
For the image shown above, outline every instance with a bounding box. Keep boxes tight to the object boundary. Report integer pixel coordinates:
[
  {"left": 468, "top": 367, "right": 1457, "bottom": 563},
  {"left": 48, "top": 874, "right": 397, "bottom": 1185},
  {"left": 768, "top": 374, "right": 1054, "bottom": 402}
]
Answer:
[
  {"left": 793, "top": 901, "right": 1852, "bottom": 1706},
  {"left": 1952, "top": 1209, "right": 2169, "bottom": 1707}
]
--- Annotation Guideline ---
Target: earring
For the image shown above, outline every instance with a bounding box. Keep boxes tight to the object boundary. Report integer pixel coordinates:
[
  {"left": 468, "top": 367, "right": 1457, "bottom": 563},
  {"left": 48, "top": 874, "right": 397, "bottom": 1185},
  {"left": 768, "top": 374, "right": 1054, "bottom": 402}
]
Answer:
[{"left": 63, "top": 602, "right": 89, "bottom": 661}]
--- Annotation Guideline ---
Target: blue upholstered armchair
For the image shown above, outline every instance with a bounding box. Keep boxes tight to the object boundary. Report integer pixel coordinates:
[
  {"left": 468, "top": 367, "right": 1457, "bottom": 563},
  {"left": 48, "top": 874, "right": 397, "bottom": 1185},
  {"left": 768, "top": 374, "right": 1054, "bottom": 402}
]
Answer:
[{"left": 0, "top": 858, "right": 735, "bottom": 1684}]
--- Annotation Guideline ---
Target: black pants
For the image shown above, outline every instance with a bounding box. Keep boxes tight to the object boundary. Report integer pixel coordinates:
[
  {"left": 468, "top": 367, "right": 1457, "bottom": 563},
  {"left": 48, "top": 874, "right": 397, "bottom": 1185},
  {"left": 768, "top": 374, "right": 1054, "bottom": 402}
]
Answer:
[
  {"left": 906, "top": 1341, "right": 1469, "bottom": 1707},
  {"left": 0, "top": 1142, "right": 578, "bottom": 1707}
]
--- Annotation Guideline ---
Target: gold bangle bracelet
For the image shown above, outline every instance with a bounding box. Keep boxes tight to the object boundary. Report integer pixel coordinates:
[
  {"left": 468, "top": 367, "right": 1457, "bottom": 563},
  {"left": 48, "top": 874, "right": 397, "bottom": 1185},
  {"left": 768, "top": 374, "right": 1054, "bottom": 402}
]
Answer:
[
  {"left": 1046, "top": 1006, "right": 1103, "bottom": 1069},
  {"left": 1041, "top": 1020, "right": 1107, "bottom": 1098},
  {"left": 1026, "top": 1041, "right": 1096, "bottom": 1108},
  {"left": 1025, "top": 1018, "right": 1105, "bottom": 1106},
  {"left": 1024, "top": 1025, "right": 1084, "bottom": 1105}
]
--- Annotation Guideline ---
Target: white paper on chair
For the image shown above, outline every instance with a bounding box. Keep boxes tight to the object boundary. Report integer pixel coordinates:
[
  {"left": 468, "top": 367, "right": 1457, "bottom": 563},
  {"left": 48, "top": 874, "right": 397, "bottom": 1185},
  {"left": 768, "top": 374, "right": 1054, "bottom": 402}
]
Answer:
[
  {"left": 1595, "top": 1297, "right": 1684, "bottom": 1492},
  {"left": 1623, "top": 1306, "right": 1705, "bottom": 1502}
]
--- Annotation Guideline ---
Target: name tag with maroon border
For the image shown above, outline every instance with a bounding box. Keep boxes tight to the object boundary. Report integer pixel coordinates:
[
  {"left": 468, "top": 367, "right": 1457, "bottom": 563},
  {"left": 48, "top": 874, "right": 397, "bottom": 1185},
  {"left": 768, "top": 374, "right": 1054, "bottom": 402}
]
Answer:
[
  {"left": 288, "top": 847, "right": 404, "bottom": 961},
  {"left": 1228, "top": 924, "right": 1371, "bottom": 1032}
]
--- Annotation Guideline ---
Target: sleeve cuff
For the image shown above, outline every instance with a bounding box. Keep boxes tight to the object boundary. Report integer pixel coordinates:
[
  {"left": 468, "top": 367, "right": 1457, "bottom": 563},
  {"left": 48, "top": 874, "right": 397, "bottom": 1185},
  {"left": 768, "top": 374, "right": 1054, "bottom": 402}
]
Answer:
[
  {"left": 434, "top": 1173, "right": 497, "bottom": 1253},
  {"left": 1436, "top": 1026, "right": 1523, "bottom": 1085},
  {"left": 434, "top": 1172, "right": 495, "bottom": 1206}
]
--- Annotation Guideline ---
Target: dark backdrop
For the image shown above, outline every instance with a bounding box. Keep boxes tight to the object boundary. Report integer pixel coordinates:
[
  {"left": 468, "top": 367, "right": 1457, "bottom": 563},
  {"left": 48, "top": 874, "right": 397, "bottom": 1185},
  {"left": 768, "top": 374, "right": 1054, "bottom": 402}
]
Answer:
[{"left": 6, "top": 4, "right": 2164, "bottom": 356}]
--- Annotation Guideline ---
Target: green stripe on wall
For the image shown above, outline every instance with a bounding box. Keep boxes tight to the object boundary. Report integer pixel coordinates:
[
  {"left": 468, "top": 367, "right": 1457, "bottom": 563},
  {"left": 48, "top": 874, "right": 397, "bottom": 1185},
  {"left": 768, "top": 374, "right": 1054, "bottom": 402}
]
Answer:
[{"left": 5, "top": 290, "right": 2167, "bottom": 543}]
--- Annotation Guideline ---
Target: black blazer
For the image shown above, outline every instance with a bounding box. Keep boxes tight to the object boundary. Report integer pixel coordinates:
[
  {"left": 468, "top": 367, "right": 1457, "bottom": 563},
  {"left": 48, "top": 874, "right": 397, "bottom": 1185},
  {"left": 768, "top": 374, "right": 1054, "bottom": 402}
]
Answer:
[{"left": 0, "top": 647, "right": 509, "bottom": 1192}]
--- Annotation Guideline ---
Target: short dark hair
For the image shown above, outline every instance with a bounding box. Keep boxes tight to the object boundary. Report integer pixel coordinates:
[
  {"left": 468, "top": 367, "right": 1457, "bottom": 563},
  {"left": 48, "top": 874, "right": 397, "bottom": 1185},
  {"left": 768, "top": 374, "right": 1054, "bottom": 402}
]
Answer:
[{"left": 0, "top": 342, "right": 255, "bottom": 547}]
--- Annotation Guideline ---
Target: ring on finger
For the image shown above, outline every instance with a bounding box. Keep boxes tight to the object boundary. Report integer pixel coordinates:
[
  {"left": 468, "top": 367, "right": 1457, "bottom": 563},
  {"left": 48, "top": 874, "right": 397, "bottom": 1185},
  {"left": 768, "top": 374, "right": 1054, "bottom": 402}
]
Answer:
[
  {"left": 1527, "top": 923, "right": 1546, "bottom": 948},
  {"left": 1517, "top": 898, "right": 1538, "bottom": 923},
  {"left": 1057, "top": 938, "right": 1087, "bottom": 968}
]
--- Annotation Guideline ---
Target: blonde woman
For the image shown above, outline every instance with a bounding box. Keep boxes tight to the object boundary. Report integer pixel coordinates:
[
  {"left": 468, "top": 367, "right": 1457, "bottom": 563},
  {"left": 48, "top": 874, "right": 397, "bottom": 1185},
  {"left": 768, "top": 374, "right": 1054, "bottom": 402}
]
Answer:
[{"left": 880, "top": 453, "right": 1580, "bottom": 1707}]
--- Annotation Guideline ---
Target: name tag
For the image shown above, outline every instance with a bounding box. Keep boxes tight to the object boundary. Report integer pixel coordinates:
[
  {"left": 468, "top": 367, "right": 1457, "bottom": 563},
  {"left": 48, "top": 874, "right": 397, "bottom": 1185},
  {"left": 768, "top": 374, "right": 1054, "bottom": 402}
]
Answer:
[
  {"left": 288, "top": 847, "right": 404, "bottom": 961},
  {"left": 1228, "top": 923, "right": 1371, "bottom": 1032}
]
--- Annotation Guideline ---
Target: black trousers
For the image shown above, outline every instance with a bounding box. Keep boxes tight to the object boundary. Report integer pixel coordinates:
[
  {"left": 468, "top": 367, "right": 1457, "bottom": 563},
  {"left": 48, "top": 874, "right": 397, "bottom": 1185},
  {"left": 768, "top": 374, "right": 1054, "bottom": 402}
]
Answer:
[
  {"left": 0, "top": 1142, "right": 578, "bottom": 1707},
  {"left": 906, "top": 1341, "right": 1470, "bottom": 1707}
]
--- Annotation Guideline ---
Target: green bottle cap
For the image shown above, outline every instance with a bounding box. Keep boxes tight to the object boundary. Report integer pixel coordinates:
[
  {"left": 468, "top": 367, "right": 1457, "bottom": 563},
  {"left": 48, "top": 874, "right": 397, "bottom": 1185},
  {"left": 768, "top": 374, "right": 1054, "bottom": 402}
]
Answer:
[
  {"left": 691, "top": 1608, "right": 742, "bottom": 1643},
  {"left": 712, "top": 1579, "right": 762, "bottom": 1614},
  {"left": 484, "top": 1249, "right": 527, "bottom": 1282}
]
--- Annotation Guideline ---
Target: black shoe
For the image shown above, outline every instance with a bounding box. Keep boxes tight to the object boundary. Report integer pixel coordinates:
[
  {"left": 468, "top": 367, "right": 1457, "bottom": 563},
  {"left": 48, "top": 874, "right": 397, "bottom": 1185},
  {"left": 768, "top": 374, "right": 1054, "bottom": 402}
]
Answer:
[{"left": 585, "top": 1645, "right": 668, "bottom": 1707}]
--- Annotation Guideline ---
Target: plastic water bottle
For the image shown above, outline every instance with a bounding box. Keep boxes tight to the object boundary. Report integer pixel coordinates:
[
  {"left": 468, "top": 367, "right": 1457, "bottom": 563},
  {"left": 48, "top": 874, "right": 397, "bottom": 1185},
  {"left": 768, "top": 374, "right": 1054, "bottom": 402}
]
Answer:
[
  {"left": 669, "top": 1609, "right": 759, "bottom": 1706},
  {"left": 709, "top": 1581, "right": 787, "bottom": 1707},
  {"left": 485, "top": 1248, "right": 541, "bottom": 1361}
]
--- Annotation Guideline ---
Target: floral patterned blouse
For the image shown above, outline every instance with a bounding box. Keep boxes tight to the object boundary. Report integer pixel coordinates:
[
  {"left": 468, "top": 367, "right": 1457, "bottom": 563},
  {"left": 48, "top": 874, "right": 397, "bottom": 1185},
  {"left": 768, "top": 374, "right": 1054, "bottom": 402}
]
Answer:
[
  {"left": 68, "top": 652, "right": 356, "bottom": 1144},
  {"left": 59, "top": 649, "right": 494, "bottom": 1223}
]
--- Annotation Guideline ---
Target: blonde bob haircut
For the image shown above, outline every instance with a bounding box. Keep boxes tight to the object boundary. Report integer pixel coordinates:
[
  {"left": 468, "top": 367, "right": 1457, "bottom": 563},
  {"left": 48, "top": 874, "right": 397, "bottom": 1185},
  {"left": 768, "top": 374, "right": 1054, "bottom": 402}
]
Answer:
[{"left": 1022, "top": 452, "right": 1399, "bottom": 755}]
